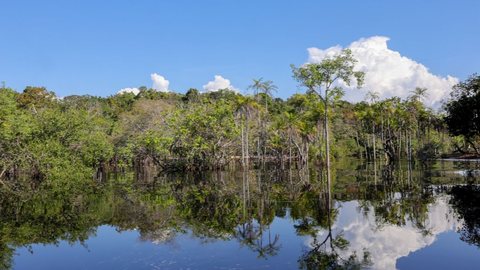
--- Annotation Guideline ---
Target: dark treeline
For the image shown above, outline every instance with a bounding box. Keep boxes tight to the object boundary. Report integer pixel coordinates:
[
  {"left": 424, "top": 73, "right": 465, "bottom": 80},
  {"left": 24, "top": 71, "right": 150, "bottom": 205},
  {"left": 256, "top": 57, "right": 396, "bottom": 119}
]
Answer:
[{"left": 0, "top": 54, "right": 479, "bottom": 184}]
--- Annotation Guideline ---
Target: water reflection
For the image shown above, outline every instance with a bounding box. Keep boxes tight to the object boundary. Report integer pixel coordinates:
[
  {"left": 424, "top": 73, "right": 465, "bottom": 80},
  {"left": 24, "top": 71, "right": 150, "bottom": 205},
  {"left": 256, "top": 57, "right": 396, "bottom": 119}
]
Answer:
[
  {"left": 0, "top": 160, "right": 479, "bottom": 270},
  {"left": 305, "top": 195, "right": 460, "bottom": 270},
  {"left": 449, "top": 185, "right": 480, "bottom": 246}
]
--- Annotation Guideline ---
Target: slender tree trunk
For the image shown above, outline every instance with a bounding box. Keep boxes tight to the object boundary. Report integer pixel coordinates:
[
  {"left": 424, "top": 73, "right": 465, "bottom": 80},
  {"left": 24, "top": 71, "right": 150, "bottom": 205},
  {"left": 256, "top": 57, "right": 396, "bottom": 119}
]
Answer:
[
  {"left": 373, "top": 123, "right": 376, "bottom": 162},
  {"left": 241, "top": 121, "right": 245, "bottom": 166},
  {"left": 366, "top": 133, "right": 371, "bottom": 160},
  {"left": 257, "top": 108, "right": 261, "bottom": 162},
  {"left": 355, "top": 130, "right": 361, "bottom": 158},
  {"left": 246, "top": 116, "right": 250, "bottom": 163},
  {"left": 257, "top": 138, "right": 260, "bottom": 161},
  {"left": 409, "top": 131, "right": 413, "bottom": 161},
  {"left": 398, "top": 130, "right": 402, "bottom": 160},
  {"left": 263, "top": 127, "right": 267, "bottom": 164},
  {"left": 288, "top": 129, "right": 292, "bottom": 166},
  {"left": 381, "top": 116, "right": 384, "bottom": 150},
  {"left": 364, "top": 135, "right": 368, "bottom": 160},
  {"left": 324, "top": 91, "right": 331, "bottom": 192},
  {"left": 305, "top": 141, "right": 309, "bottom": 167},
  {"left": 405, "top": 130, "right": 408, "bottom": 161},
  {"left": 407, "top": 130, "right": 410, "bottom": 160}
]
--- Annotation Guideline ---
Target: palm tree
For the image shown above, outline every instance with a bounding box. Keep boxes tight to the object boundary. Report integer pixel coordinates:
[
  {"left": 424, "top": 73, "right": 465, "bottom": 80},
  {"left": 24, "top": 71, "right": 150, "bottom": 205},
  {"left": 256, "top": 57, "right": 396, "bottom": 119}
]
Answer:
[
  {"left": 410, "top": 87, "right": 428, "bottom": 103},
  {"left": 365, "top": 91, "right": 380, "bottom": 162},
  {"left": 248, "top": 78, "right": 278, "bottom": 162},
  {"left": 249, "top": 78, "right": 278, "bottom": 113},
  {"left": 235, "top": 95, "right": 259, "bottom": 166}
]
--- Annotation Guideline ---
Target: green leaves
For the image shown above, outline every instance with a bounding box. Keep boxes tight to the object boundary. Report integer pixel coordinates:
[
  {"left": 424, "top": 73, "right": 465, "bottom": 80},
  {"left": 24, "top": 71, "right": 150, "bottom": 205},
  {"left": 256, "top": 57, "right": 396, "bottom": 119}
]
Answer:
[
  {"left": 445, "top": 74, "right": 480, "bottom": 145},
  {"left": 166, "top": 100, "right": 239, "bottom": 168},
  {"left": 291, "top": 49, "right": 365, "bottom": 100}
]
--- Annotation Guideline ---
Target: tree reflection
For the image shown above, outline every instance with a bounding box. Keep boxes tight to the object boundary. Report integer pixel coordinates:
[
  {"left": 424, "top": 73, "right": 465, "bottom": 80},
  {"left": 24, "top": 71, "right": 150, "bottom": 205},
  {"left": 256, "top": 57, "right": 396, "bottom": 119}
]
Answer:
[
  {"left": 0, "top": 161, "right": 478, "bottom": 269},
  {"left": 235, "top": 168, "right": 281, "bottom": 258},
  {"left": 336, "top": 160, "right": 435, "bottom": 233},
  {"left": 0, "top": 185, "right": 111, "bottom": 270},
  {"left": 298, "top": 189, "right": 372, "bottom": 270},
  {"left": 449, "top": 185, "right": 480, "bottom": 246}
]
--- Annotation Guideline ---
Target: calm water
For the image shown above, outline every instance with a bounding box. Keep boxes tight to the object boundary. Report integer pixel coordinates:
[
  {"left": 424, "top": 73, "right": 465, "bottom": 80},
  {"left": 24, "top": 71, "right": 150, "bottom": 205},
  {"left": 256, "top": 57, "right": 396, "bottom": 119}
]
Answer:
[{"left": 2, "top": 159, "right": 480, "bottom": 270}]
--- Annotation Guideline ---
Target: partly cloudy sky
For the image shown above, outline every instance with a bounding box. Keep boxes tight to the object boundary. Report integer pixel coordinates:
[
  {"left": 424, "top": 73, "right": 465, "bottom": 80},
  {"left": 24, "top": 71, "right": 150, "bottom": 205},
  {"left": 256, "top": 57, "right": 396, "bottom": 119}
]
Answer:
[
  {"left": 118, "top": 37, "right": 457, "bottom": 106},
  {"left": 2, "top": 2, "right": 478, "bottom": 99},
  {"left": 119, "top": 74, "right": 237, "bottom": 95},
  {"left": 307, "top": 36, "right": 459, "bottom": 107}
]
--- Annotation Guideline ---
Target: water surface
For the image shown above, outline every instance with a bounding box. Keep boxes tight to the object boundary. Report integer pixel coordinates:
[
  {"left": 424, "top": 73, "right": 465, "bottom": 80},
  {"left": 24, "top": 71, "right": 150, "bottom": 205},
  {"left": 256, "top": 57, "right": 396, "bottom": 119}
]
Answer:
[{"left": 2, "top": 159, "right": 480, "bottom": 270}]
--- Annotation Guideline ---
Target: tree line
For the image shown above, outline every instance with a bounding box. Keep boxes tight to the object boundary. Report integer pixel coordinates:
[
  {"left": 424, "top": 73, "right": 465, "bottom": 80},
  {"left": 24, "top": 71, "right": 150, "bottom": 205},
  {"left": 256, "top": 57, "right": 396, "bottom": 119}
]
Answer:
[{"left": 0, "top": 50, "right": 478, "bottom": 183}]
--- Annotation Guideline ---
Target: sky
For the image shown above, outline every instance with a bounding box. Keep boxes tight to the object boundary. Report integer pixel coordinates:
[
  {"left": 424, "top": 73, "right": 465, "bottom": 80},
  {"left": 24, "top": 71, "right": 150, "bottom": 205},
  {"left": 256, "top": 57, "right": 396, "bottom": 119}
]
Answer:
[{"left": 0, "top": 0, "right": 479, "bottom": 105}]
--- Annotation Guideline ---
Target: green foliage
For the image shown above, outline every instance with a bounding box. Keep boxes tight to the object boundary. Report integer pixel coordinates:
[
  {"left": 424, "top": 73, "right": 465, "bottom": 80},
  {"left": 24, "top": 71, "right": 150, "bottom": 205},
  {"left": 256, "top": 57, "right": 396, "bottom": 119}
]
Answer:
[
  {"left": 16, "top": 86, "right": 56, "bottom": 110},
  {"left": 444, "top": 74, "right": 480, "bottom": 153},
  {"left": 0, "top": 71, "right": 467, "bottom": 184},
  {"left": 168, "top": 99, "right": 239, "bottom": 169},
  {"left": 291, "top": 49, "right": 364, "bottom": 97}
]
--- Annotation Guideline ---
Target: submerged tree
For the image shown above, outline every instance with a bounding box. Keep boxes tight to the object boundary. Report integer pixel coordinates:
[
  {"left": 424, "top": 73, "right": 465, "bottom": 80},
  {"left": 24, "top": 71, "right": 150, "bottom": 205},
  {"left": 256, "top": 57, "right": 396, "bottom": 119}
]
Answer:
[{"left": 291, "top": 49, "right": 365, "bottom": 190}]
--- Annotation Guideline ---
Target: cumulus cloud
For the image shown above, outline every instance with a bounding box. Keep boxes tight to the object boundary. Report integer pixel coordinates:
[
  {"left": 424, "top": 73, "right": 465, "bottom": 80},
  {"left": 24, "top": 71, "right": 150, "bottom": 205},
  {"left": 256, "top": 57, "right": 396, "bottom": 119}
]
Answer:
[
  {"left": 117, "top": 73, "right": 170, "bottom": 95},
  {"left": 118, "top": 87, "right": 140, "bottom": 95},
  {"left": 151, "top": 73, "right": 170, "bottom": 92},
  {"left": 202, "top": 75, "right": 237, "bottom": 92},
  {"left": 307, "top": 36, "right": 458, "bottom": 107}
]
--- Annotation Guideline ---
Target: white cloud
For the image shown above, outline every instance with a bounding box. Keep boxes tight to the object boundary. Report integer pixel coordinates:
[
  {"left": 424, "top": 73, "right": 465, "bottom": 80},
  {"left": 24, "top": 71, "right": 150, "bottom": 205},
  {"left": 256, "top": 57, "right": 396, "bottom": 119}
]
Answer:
[
  {"left": 202, "top": 75, "right": 237, "bottom": 92},
  {"left": 117, "top": 73, "right": 170, "bottom": 95},
  {"left": 151, "top": 73, "right": 170, "bottom": 92},
  {"left": 118, "top": 87, "right": 140, "bottom": 95},
  {"left": 307, "top": 36, "right": 458, "bottom": 108}
]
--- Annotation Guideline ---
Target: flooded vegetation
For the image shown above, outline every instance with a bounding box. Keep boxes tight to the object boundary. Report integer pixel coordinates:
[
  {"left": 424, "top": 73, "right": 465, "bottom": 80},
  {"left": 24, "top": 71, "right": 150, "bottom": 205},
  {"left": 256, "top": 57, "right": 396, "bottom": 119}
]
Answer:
[
  {"left": 1, "top": 6, "right": 478, "bottom": 269},
  {"left": 2, "top": 159, "right": 480, "bottom": 270},
  {"left": 0, "top": 54, "right": 479, "bottom": 270}
]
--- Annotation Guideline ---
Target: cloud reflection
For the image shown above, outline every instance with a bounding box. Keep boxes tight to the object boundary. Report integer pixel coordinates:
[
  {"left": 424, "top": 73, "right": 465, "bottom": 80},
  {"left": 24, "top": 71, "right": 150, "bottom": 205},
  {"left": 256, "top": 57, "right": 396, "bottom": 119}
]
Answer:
[{"left": 306, "top": 196, "right": 461, "bottom": 270}]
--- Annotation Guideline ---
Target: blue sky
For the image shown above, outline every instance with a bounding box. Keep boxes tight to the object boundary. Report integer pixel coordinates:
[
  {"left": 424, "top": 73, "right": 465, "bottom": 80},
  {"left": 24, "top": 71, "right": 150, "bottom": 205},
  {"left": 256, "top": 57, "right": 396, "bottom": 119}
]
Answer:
[{"left": 0, "top": 0, "right": 479, "bottom": 101}]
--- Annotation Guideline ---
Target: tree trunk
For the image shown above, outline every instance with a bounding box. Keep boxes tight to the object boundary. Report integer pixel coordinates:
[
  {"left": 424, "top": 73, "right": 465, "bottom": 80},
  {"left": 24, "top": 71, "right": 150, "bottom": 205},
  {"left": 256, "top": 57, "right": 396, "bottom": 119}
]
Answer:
[
  {"left": 288, "top": 129, "right": 292, "bottom": 165},
  {"left": 246, "top": 116, "right": 250, "bottom": 163},
  {"left": 466, "top": 138, "right": 479, "bottom": 154},
  {"left": 355, "top": 130, "right": 361, "bottom": 159},
  {"left": 324, "top": 92, "right": 331, "bottom": 192},
  {"left": 366, "top": 133, "right": 371, "bottom": 160},
  {"left": 381, "top": 116, "right": 384, "bottom": 150},
  {"left": 398, "top": 130, "right": 402, "bottom": 160},
  {"left": 372, "top": 125, "right": 377, "bottom": 162},
  {"left": 241, "top": 121, "right": 245, "bottom": 166}
]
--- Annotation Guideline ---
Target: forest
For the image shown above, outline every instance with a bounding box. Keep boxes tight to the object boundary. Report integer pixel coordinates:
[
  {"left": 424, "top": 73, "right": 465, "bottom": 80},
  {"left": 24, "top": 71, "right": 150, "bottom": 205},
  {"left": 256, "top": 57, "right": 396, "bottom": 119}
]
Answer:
[{"left": 0, "top": 50, "right": 479, "bottom": 187}]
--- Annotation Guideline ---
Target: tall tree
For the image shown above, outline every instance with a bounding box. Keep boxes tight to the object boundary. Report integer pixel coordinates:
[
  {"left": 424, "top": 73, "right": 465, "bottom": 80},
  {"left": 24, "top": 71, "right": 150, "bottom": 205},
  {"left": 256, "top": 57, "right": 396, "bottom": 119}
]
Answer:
[
  {"left": 291, "top": 49, "right": 364, "bottom": 190},
  {"left": 248, "top": 78, "right": 278, "bottom": 162},
  {"left": 235, "top": 95, "right": 259, "bottom": 166},
  {"left": 249, "top": 78, "right": 278, "bottom": 113}
]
